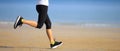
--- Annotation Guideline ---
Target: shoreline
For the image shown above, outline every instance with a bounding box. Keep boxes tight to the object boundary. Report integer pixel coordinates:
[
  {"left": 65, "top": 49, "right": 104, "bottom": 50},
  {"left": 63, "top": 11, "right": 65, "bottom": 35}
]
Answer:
[{"left": 0, "top": 21, "right": 120, "bottom": 28}]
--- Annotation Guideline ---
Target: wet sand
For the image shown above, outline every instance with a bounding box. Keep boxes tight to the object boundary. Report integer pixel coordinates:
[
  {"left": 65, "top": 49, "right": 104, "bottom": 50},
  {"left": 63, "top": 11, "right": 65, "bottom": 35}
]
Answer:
[{"left": 0, "top": 23, "right": 120, "bottom": 51}]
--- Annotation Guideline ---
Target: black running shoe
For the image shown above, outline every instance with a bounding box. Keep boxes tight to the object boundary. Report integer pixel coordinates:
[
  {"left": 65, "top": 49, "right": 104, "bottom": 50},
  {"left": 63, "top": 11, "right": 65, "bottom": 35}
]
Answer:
[
  {"left": 14, "top": 16, "right": 23, "bottom": 29},
  {"left": 50, "top": 41, "right": 63, "bottom": 49}
]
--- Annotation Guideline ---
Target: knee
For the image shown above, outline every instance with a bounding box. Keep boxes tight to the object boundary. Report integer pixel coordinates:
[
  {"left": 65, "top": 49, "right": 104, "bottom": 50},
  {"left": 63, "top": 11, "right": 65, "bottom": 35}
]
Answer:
[
  {"left": 46, "top": 23, "right": 51, "bottom": 29},
  {"left": 36, "top": 24, "right": 43, "bottom": 29}
]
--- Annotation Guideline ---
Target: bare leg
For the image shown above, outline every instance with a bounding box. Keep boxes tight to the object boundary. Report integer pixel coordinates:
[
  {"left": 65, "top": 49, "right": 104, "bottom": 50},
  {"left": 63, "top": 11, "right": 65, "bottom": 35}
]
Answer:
[
  {"left": 22, "top": 19, "right": 37, "bottom": 27},
  {"left": 46, "top": 29, "right": 55, "bottom": 44}
]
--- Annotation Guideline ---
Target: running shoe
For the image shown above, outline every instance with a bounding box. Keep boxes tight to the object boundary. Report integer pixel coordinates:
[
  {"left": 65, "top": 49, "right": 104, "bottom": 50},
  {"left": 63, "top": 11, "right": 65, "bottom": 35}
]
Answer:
[
  {"left": 14, "top": 16, "right": 23, "bottom": 29},
  {"left": 50, "top": 41, "right": 63, "bottom": 49}
]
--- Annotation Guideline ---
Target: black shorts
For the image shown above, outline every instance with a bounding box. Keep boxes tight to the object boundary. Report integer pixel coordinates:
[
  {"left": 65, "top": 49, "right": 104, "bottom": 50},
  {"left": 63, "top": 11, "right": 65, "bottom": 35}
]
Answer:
[{"left": 36, "top": 5, "right": 51, "bottom": 29}]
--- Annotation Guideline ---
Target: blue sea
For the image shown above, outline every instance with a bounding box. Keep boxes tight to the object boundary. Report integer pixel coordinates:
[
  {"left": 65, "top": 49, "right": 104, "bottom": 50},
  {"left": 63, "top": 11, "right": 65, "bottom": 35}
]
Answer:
[{"left": 0, "top": 0, "right": 120, "bottom": 27}]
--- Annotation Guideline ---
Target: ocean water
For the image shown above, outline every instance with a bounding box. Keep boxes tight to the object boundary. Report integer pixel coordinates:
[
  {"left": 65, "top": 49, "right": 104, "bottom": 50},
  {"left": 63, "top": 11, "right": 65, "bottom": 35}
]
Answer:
[{"left": 0, "top": 0, "right": 120, "bottom": 27}]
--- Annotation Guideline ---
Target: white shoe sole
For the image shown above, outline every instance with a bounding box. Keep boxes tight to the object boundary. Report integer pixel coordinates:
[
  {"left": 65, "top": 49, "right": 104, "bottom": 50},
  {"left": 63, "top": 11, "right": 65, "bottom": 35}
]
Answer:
[{"left": 14, "top": 16, "right": 21, "bottom": 29}]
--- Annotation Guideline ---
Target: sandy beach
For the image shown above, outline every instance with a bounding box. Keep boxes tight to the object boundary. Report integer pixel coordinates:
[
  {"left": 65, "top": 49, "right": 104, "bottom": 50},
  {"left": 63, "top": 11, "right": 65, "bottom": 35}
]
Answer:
[{"left": 0, "top": 22, "right": 120, "bottom": 51}]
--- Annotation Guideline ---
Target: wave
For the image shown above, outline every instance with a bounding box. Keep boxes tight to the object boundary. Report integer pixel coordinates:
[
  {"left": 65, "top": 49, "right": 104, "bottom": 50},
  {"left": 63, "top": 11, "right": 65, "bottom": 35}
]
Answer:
[
  {"left": 0, "top": 22, "right": 14, "bottom": 24},
  {"left": 56, "top": 22, "right": 120, "bottom": 28},
  {"left": 80, "top": 23, "right": 120, "bottom": 28},
  {"left": 0, "top": 21, "right": 120, "bottom": 28}
]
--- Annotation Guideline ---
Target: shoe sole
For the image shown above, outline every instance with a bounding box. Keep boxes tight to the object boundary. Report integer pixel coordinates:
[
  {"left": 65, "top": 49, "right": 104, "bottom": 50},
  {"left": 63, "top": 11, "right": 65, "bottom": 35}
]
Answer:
[
  {"left": 51, "top": 43, "right": 63, "bottom": 49},
  {"left": 14, "top": 16, "right": 21, "bottom": 29}
]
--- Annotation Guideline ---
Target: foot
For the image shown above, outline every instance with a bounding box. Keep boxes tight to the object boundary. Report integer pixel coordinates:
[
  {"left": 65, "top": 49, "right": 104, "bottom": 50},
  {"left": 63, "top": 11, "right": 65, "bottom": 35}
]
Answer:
[
  {"left": 50, "top": 41, "right": 63, "bottom": 49},
  {"left": 14, "top": 16, "right": 23, "bottom": 29}
]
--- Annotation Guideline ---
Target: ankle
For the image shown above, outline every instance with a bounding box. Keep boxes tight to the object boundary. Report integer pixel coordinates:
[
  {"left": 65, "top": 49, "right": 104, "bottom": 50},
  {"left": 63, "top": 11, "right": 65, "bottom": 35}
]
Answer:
[
  {"left": 51, "top": 41, "right": 55, "bottom": 45},
  {"left": 21, "top": 19, "right": 24, "bottom": 23}
]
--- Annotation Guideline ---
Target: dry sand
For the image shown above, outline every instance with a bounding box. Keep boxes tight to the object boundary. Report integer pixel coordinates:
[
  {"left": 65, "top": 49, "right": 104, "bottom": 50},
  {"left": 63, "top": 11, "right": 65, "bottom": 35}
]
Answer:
[{"left": 0, "top": 23, "right": 120, "bottom": 51}]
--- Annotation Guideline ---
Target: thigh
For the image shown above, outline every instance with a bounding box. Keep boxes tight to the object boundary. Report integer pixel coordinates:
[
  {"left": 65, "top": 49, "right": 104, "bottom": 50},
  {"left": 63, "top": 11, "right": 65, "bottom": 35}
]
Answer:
[{"left": 36, "top": 5, "right": 48, "bottom": 28}]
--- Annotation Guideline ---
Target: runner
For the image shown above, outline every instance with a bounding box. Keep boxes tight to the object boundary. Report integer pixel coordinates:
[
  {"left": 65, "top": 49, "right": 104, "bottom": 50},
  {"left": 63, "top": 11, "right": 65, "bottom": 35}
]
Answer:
[{"left": 14, "top": 0, "right": 62, "bottom": 49}]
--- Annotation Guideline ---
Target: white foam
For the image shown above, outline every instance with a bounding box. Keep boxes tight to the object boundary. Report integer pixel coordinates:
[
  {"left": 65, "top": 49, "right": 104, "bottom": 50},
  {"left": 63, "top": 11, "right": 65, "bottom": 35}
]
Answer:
[
  {"left": 80, "top": 23, "right": 120, "bottom": 28},
  {"left": 0, "top": 22, "right": 14, "bottom": 25}
]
